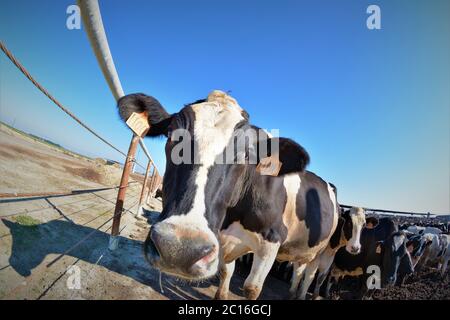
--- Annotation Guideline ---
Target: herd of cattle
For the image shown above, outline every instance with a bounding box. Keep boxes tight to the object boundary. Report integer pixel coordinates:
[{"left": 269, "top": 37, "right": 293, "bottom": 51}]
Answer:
[
  {"left": 117, "top": 90, "right": 449, "bottom": 300},
  {"left": 250, "top": 212, "right": 450, "bottom": 299}
]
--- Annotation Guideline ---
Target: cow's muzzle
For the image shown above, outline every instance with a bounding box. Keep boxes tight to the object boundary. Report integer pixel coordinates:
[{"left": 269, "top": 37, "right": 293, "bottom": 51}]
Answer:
[{"left": 144, "top": 222, "right": 219, "bottom": 280}]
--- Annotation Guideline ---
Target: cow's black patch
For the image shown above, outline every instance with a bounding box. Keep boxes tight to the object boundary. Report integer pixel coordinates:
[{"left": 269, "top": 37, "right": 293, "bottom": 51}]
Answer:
[
  {"left": 295, "top": 172, "right": 335, "bottom": 248},
  {"left": 158, "top": 107, "right": 198, "bottom": 220},
  {"left": 330, "top": 216, "right": 345, "bottom": 249},
  {"left": 222, "top": 173, "right": 289, "bottom": 244},
  {"left": 305, "top": 189, "right": 323, "bottom": 247}
]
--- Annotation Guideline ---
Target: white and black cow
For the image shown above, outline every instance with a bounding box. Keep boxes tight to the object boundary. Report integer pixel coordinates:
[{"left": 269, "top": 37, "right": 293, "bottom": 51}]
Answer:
[
  {"left": 117, "top": 90, "right": 347, "bottom": 300},
  {"left": 407, "top": 225, "right": 442, "bottom": 235},
  {"left": 289, "top": 206, "right": 366, "bottom": 299},
  {"left": 417, "top": 233, "right": 442, "bottom": 270},
  {"left": 326, "top": 217, "right": 413, "bottom": 298},
  {"left": 438, "top": 234, "right": 450, "bottom": 276},
  {"left": 405, "top": 233, "right": 433, "bottom": 268},
  {"left": 395, "top": 232, "right": 433, "bottom": 285}
]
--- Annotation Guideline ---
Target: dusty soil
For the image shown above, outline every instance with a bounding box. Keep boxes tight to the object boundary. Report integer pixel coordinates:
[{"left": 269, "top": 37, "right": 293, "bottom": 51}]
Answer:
[
  {"left": 372, "top": 267, "right": 450, "bottom": 300},
  {"left": 0, "top": 123, "right": 130, "bottom": 194}
]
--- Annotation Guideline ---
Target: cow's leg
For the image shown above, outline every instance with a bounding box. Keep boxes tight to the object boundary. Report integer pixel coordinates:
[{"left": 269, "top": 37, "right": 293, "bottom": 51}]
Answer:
[
  {"left": 215, "top": 235, "right": 250, "bottom": 300},
  {"left": 288, "top": 262, "right": 306, "bottom": 299},
  {"left": 296, "top": 256, "right": 320, "bottom": 300},
  {"left": 324, "top": 274, "right": 335, "bottom": 299},
  {"left": 312, "top": 252, "right": 335, "bottom": 299},
  {"left": 215, "top": 260, "right": 236, "bottom": 300},
  {"left": 243, "top": 241, "right": 280, "bottom": 300}
]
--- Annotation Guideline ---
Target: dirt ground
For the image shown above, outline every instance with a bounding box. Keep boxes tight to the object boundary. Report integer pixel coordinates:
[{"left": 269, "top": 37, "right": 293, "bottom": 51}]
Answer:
[{"left": 372, "top": 267, "right": 450, "bottom": 300}]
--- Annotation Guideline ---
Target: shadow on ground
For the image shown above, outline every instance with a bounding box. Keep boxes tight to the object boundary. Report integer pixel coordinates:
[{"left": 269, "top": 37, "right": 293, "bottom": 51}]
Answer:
[
  {"left": 2, "top": 213, "right": 212, "bottom": 300},
  {"left": 2, "top": 207, "right": 288, "bottom": 300}
]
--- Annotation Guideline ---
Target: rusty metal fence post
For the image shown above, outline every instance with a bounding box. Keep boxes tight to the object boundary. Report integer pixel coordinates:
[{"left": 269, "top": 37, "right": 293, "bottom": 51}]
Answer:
[
  {"left": 108, "top": 133, "right": 141, "bottom": 250},
  {"left": 136, "top": 161, "right": 152, "bottom": 218},
  {"left": 149, "top": 168, "right": 158, "bottom": 197}
]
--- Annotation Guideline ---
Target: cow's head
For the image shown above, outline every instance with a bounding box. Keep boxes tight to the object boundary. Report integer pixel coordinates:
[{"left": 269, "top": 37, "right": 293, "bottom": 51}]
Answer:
[
  {"left": 341, "top": 207, "right": 366, "bottom": 254},
  {"left": 377, "top": 231, "right": 410, "bottom": 286},
  {"left": 406, "top": 233, "right": 433, "bottom": 267},
  {"left": 117, "top": 91, "right": 309, "bottom": 280}
]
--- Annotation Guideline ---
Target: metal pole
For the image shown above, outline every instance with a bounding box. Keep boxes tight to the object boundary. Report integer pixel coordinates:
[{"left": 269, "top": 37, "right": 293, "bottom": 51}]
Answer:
[
  {"left": 149, "top": 168, "right": 158, "bottom": 197},
  {"left": 136, "top": 161, "right": 152, "bottom": 218},
  {"left": 109, "top": 134, "right": 140, "bottom": 250}
]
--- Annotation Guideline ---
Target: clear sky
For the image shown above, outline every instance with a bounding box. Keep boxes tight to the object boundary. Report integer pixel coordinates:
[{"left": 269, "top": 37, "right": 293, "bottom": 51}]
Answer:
[{"left": 0, "top": 0, "right": 449, "bottom": 214}]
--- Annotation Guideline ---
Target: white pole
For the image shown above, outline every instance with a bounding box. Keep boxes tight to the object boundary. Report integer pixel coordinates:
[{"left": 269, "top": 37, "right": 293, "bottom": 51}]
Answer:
[{"left": 78, "top": 0, "right": 125, "bottom": 100}]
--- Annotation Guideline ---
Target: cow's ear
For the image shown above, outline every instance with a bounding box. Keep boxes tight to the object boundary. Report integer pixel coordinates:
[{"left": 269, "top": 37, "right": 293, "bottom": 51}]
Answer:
[
  {"left": 258, "top": 137, "right": 309, "bottom": 175},
  {"left": 117, "top": 93, "right": 172, "bottom": 137}
]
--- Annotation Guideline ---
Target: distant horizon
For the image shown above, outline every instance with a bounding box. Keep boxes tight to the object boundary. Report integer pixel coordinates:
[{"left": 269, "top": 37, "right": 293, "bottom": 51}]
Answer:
[{"left": 0, "top": 119, "right": 147, "bottom": 175}]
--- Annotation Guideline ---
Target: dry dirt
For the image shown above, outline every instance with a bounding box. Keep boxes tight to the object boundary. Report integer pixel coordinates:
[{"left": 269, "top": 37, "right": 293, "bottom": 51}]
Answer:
[{"left": 0, "top": 123, "right": 126, "bottom": 194}]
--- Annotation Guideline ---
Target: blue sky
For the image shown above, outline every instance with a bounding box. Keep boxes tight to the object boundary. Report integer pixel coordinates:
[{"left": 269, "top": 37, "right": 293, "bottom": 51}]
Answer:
[{"left": 0, "top": 0, "right": 449, "bottom": 214}]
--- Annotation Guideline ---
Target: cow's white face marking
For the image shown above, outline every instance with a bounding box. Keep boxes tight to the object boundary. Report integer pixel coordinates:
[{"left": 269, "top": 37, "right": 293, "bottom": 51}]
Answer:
[
  {"left": 165, "top": 91, "right": 245, "bottom": 274},
  {"left": 345, "top": 207, "right": 366, "bottom": 254}
]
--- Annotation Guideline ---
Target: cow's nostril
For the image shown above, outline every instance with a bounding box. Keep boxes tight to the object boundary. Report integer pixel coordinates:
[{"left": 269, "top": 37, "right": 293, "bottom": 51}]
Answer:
[
  {"left": 200, "top": 245, "right": 215, "bottom": 260},
  {"left": 192, "top": 244, "right": 216, "bottom": 267}
]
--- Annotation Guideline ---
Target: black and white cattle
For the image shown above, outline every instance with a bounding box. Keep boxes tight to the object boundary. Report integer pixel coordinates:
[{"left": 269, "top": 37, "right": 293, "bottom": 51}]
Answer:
[
  {"left": 405, "top": 233, "right": 433, "bottom": 268},
  {"left": 288, "top": 206, "right": 366, "bottom": 299},
  {"left": 395, "top": 232, "right": 432, "bottom": 285},
  {"left": 117, "top": 90, "right": 355, "bottom": 300},
  {"left": 417, "top": 233, "right": 442, "bottom": 270},
  {"left": 407, "top": 225, "right": 442, "bottom": 235},
  {"left": 438, "top": 234, "right": 449, "bottom": 276},
  {"left": 326, "top": 217, "right": 413, "bottom": 298}
]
